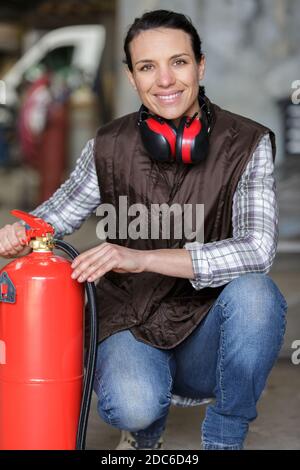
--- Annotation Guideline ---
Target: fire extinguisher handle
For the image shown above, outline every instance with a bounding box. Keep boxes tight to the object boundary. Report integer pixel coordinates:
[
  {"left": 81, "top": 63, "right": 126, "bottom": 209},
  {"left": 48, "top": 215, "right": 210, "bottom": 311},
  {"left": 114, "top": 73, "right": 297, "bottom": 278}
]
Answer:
[{"left": 10, "top": 209, "right": 55, "bottom": 242}]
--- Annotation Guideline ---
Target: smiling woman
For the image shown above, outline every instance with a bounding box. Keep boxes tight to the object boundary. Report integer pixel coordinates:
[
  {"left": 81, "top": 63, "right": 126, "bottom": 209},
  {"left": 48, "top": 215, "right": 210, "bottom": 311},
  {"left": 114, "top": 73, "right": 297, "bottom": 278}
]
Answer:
[
  {"left": 125, "top": 27, "right": 205, "bottom": 125},
  {"left": 0, "top": 8, "right": 286, "bottom": 452}
]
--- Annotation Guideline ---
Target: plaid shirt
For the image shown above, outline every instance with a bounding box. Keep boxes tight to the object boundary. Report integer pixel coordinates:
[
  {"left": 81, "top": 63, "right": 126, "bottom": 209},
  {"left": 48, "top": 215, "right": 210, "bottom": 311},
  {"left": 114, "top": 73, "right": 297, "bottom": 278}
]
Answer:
[
  {"left": 31, "top": 132, "right": 277, "bottom": 407},
  {"left": 31, "top": 133, "right": 277, "bottom": 290}
]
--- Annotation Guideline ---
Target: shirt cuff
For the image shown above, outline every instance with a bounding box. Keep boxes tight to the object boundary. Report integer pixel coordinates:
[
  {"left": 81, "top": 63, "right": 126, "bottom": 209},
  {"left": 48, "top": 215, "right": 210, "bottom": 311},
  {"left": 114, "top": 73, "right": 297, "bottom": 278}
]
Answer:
[{"left": 184, "top": 241, "right": 207, "bottom": 290}]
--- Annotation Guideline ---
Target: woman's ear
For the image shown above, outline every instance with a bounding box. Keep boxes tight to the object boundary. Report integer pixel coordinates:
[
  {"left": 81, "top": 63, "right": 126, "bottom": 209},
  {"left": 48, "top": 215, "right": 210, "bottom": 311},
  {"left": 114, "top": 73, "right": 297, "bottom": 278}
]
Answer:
[
  {"left": 198, "top": 54, "right": 206, "bottom": 81},
  {"left": 125, "top": 67, "right": 137, "bottom": 91}
]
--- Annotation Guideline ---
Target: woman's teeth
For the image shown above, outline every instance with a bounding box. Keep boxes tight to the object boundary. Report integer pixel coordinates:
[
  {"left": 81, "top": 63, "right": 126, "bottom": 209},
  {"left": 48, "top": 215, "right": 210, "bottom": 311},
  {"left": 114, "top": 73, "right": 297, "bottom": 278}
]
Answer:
[{"left": 157, "top": 91, "right": 182, "bottom": 102}]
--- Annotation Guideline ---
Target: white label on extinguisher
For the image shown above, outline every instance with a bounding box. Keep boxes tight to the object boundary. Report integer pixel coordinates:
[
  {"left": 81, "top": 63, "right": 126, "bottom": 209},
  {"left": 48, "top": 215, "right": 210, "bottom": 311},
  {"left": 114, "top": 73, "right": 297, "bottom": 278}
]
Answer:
[{"left": 0, "top": 340, "right": 6, "bottom": 365}]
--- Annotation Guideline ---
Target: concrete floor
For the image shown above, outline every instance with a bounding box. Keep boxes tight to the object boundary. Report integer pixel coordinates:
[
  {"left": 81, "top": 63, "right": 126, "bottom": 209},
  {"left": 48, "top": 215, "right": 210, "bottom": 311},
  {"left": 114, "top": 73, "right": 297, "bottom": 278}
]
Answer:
[
  {"left": 85, "top": 359, "right": 300, "bottom": 450},
  {"left": 0, "top": 158, "right": 300, "bottom": 450}
]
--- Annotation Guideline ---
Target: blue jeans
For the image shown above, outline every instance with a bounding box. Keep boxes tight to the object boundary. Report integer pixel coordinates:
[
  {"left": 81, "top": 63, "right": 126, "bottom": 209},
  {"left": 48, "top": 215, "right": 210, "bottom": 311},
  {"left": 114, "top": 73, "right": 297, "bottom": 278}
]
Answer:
[{"left": 93, "top": 274, "right": 287, "bottom": 450}]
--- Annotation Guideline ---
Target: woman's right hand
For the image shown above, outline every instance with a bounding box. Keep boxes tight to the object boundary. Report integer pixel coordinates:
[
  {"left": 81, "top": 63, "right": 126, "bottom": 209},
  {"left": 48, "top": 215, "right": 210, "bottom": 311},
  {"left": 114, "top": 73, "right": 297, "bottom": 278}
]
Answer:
[{"left": 0, "top": 222, "right": 31, "bottom": 259}]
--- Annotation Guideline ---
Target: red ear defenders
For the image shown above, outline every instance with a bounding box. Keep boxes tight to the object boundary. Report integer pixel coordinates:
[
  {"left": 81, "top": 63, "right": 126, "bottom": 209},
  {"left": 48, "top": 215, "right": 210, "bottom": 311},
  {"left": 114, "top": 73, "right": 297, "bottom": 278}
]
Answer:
[{"left": 137, "top": 94, "right": 212, "bottom": 164}]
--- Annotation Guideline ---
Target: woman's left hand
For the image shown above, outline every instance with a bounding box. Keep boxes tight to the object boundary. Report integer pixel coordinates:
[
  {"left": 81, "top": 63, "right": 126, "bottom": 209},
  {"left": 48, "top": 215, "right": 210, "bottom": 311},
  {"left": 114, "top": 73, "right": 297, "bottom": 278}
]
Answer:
[{"left": 71, "top": 242, "right": 145, "bottom": 283}]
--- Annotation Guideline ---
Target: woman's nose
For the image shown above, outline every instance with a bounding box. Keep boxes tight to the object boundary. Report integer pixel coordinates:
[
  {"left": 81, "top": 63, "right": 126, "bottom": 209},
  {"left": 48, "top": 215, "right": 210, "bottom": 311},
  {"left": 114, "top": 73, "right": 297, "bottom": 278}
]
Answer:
[{"left": 156, "top": 66, "right": 176, "bottom": 87}]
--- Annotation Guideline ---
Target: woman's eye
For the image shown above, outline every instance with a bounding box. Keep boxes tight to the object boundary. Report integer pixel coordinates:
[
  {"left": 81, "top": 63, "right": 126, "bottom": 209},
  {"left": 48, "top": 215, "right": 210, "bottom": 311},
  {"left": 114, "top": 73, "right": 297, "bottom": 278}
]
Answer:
[{"left": 140, "top": 64, "right": 153, "bottom": 71}]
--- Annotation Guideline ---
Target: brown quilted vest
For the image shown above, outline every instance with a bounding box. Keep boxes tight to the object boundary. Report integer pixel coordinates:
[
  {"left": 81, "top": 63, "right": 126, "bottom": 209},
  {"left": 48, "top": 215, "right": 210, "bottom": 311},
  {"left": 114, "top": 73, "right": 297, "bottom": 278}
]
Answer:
[{"left": 92, "top": 98, "right": 275, "bottom": 349}]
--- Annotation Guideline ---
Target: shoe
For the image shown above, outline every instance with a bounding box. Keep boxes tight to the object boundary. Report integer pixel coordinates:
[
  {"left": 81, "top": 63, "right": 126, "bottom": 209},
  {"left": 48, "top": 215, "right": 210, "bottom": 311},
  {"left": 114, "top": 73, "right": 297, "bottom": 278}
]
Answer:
[{"left": 115, "top": 430, "right": 164, "bottom": 450}]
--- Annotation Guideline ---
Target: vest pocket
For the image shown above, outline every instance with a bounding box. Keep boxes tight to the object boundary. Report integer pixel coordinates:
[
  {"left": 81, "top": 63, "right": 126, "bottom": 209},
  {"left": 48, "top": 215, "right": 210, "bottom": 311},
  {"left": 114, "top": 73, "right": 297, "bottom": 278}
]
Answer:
[
  {"left": 161, "top": 290, "right": 216, "bottom": 323},
  {"left": 98, "top": 275, "right": 131, "bottom": 302},
  {"left": 161, "top": 297, "right": 201, "bottom": 323}
]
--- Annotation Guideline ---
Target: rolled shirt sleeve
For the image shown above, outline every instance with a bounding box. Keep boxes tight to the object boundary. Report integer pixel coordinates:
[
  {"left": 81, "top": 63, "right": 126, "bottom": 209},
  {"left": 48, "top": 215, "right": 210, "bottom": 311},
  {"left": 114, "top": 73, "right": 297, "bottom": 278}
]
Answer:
[
  {"left": 29, "top": 139, "right": 101, "bottom": 238},
  {"left": 185, "top": 133, "right": 278, "bottom": 290}
]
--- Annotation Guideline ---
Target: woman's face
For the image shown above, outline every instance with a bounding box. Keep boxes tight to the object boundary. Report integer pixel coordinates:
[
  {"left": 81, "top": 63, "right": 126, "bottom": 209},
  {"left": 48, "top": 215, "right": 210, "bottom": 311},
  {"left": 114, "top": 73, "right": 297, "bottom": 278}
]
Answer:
[{"left": 127, "top": 27, "right": 205, "bottom": 125}]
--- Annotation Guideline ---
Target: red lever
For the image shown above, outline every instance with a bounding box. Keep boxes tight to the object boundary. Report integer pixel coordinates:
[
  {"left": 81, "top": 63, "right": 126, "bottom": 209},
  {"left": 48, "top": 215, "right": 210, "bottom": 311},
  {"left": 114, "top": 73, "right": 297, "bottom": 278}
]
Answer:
[{"left": 11, "top": 210, "right": 55, "bottom": 243}]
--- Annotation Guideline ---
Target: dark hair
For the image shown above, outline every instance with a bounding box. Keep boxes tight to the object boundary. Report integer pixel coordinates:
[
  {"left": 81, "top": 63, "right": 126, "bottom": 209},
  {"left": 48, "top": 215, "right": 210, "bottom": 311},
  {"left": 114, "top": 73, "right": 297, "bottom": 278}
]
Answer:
[{"left": 123, "top": 9, "right": 204, "bottom": 72}]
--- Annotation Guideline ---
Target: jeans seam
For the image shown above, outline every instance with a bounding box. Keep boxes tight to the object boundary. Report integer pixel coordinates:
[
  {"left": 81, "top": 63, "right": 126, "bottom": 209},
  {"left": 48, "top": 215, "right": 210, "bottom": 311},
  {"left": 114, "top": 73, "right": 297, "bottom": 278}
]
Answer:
[
  {"left": 219, "top": 321, "right": 226, "bottom": 444},
  {"left": 202, "top": 441, "right": 242, "bottom": 450},
  {"left": 276, "top": 302, "right": 288, "bottom": 355},
  {"left": 202, "top": 303, "right": 227, "bottom": 446},
  {"left": 217, "top": 303, "right": 227, "bottom": 409},
  {"left": 167, "top": 353, "right": 175, "bottom": 391},
  {"left": 95, "top": 374, "right": 114, "bottom": 426}
]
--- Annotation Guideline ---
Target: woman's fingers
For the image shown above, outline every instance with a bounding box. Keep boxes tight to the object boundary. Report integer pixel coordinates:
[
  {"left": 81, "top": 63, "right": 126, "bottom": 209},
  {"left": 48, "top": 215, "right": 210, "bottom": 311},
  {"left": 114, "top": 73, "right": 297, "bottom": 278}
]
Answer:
[
  {"left": 71, "top": 242, "right": 111, "bottom": 269},
  {"left": 0, "top": 223, "right": 27, "bottom": 258},
  {"left": 86, "top": 258, "right": 118, "bottom": 282},
  {"left": 71, "top": 249, "right": 115, "bottom": 282},
  {"left": 70, "top": 243, "right": 144, "bottom": 283}
]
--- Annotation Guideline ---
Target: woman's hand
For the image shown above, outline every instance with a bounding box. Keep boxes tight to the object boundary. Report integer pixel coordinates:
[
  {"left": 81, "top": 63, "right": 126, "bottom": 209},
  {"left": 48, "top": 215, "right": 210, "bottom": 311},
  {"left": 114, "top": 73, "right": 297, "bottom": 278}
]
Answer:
[
  {"left": 71, "top": 242, "right": 145, "bottom": 283},
  {"left": 0, "top": 222, "right": 31, "bottom": 259}
]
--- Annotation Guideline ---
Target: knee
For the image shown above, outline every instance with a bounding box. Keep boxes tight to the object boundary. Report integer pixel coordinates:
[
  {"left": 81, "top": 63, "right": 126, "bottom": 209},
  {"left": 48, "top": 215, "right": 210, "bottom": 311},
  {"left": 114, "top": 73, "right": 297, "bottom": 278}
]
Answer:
[
  {"left": 96, "top": 380, "right": 170, "bottom": 432},
  {"left": 220, "top": 273, "right": 287, "bottom": 331}
]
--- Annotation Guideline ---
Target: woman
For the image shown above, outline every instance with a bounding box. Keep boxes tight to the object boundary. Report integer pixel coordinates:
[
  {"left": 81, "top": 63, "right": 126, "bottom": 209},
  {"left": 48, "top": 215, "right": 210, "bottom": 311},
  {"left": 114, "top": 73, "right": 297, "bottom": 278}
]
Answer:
[{"left": 0, "top": 10, "right": 287, "bottom": 450}]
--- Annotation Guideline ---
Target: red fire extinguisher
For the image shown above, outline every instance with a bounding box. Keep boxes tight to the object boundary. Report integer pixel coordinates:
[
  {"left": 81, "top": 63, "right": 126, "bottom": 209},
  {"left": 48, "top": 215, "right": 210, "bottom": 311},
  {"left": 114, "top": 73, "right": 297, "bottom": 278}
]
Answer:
[{"left": 0, "top": 210, "right": 97, "bottom": 450}]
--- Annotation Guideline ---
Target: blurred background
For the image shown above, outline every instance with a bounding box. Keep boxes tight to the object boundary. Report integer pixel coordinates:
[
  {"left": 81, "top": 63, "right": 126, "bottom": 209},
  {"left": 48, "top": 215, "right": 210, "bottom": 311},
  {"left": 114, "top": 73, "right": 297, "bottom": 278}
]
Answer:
[{"left": 0, "top": 0, "right": 299, "bottom": 450}]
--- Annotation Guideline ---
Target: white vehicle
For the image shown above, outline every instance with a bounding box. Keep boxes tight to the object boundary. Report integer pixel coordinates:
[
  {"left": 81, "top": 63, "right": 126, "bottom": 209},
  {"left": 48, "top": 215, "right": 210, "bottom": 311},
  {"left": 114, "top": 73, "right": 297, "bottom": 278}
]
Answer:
[{"left": 1, "top": 24, "right": 106, "bottom": 109}]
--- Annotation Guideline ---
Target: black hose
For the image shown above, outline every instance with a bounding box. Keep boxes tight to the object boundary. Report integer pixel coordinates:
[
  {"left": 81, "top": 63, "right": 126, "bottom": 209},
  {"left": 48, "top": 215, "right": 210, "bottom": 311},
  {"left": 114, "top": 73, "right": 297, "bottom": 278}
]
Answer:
[{"left": 54, "top": 239, "right": 98, "bottom": 450}]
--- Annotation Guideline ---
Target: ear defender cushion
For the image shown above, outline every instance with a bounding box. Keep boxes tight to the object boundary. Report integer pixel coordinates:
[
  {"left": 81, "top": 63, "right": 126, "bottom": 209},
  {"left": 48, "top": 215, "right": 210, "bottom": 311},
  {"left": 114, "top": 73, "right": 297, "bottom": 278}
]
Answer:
[
  {"left": 175, "top": 117, "right": 186, "bottom": 163},
  {"left": 192, "top": 117, "right": 210, "bottom": 163},
  {"left": 191, "top": 94, "right": 211, "bottom": 163},
  {"left": 176, "top": 117, "right": 202, "bottom": 164},
  {"left": 138, "top": 105, "right": 177, "bottom": 162},
  {"left": 143, "top": 118, "right": 176, "bottom": 161}
]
